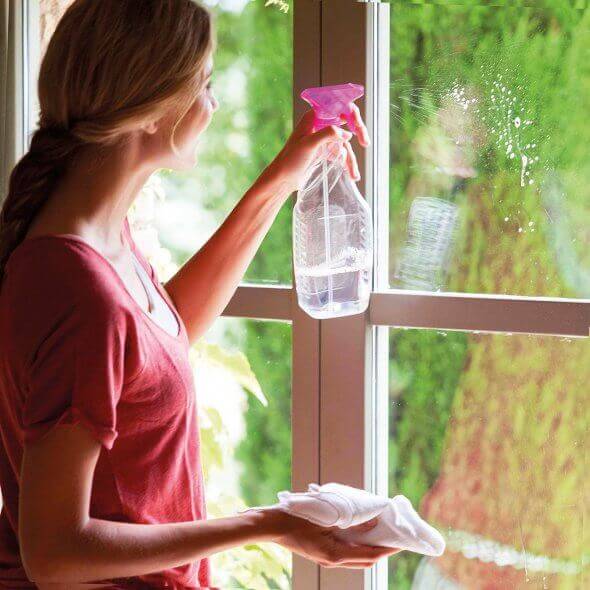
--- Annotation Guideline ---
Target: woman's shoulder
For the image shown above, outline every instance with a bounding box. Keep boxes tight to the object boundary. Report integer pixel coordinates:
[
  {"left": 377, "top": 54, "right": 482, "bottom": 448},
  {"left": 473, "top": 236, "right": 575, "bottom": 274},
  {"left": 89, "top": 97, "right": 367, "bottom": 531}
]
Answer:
[
  {"left": 1, "top": 237, "right": 139, "bottom": 368},
  {"left": 3, "top": 236, "right": 131, "bottom": 317}
]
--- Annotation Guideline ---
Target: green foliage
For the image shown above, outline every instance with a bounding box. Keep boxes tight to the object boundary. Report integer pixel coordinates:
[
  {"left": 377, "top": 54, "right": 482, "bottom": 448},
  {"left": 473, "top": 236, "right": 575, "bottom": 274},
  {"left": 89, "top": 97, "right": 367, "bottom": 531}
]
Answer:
[
  {"left": 264, "top": 0, "right": 290, "bottom": 13},
  {"left": 236, "top": 322, "right": 293, "bottom": 506},
  {"left": 242, "top": 0, "right": 294, "bottom": 286},
  {"left": 194, "top": 340, "right": 268, "bottom": 406},
  {"left": 388, "top": 330, "right": 468, "bottom": 589}
]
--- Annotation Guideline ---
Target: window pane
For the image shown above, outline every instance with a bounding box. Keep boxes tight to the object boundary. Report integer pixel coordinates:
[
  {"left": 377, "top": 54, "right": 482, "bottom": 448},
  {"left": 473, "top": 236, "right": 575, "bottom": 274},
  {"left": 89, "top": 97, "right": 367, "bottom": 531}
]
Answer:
[
  {"left": 155, "top": 1, "right": 293, "bottom": 285},
  {"left": 387, "top": 2, "right": 590, "bottom": 298},
  {"left": 198, "top": 317, "right": 292, "bottom": 588},
  {"left": 388, "top": 328, "right": 589, "bottom": 589}
]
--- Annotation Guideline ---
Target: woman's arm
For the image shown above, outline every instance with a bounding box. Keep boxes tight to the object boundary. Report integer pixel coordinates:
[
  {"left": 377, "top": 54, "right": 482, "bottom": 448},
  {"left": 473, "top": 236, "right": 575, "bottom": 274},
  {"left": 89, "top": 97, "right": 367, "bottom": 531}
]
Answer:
[
  {"left": 164, "top": 109, "right": 368, "bottom": 344},
  {"left": 19, "top": 421, "right": 284, "bottom": 583},
  {"left": 20, "top": 421, "right": 396, "bottom": 584},
  {"left": 164, "top": 174, "right": 291, "bottom": 344}
]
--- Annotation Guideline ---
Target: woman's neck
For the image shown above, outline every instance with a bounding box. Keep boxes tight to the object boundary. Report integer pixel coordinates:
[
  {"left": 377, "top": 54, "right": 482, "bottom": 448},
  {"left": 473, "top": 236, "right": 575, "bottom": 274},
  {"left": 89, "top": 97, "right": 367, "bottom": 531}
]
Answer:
[{"left": 26, "top": 136, "right": 155, "bottom": 255}]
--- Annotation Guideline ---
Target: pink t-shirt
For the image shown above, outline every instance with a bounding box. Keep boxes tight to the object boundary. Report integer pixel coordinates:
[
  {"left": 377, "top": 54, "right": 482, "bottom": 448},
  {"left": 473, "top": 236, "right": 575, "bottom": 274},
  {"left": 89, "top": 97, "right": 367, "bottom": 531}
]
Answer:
[{"left": 0, "top": 219, "right": 211, "bottom": 589}]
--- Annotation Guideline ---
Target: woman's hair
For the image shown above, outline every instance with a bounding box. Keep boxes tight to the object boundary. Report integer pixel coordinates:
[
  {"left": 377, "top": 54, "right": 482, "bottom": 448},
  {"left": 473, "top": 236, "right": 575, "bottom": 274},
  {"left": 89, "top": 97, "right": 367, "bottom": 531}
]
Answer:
[{"left": 0, "top": 0, "right": 214, "bottom": 282}]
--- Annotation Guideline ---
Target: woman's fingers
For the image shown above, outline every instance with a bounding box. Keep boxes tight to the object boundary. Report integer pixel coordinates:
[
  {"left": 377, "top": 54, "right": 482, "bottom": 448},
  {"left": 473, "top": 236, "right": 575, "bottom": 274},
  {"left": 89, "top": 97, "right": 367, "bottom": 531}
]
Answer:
[
  {"left": 334, "top": 541, "right": 399, "bottom": 563},
  {"left": 303, "top": 124, "right": 361, "bottom": 178},
  {"left": 326, "top": 561, "right": 376, "bottom": 569},
  {"left": 349, "top": 516, "right": 380, "bottom": 531},
  {"left": 341, "top": 103, "right": 370, "bottom": 147},
  {"left": 292, "top": 104, "right": 370, "bottom": 148},
  {"left": 319, "top": 140, "right": 360, "bottom": 182},
  {"left": 292, "top": 109, "right": 317, "bottom": 140},
  {"left": 312, "top": 124, "right": 353, "bottom": 147},
  {"left": 343, "top": 140, "right": 360, "bottom": 181},
  {"left": 321, "top": 543, "right": 401, "bottom": 569}
]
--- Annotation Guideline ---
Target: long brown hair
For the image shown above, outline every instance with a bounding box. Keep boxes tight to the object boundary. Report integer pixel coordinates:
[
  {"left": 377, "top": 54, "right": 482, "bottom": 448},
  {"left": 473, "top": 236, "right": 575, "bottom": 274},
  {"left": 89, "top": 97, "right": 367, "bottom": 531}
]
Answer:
[{"left": 0, "top": 0, "right": 214, "bottom": 282}]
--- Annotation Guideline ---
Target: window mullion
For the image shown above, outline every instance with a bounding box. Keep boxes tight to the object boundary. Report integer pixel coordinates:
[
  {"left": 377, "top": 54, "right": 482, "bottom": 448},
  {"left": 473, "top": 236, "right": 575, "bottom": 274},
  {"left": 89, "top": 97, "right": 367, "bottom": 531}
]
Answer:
[
  {"left": 291, "top": 2, "right": 323, "bottom": 590},
  {"left": 318, "top": 2, "right": 386, "bottom": 590},
  {"left": 222, "top": 285, "right": 293, "bottom": 321}
]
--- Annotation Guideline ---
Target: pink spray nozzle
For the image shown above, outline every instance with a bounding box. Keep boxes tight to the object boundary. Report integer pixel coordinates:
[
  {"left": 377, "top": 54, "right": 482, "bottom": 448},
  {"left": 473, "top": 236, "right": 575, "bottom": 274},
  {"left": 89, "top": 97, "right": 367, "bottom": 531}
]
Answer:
[{"left": 301, "top": 83, "right": 364, "bottom": 137}]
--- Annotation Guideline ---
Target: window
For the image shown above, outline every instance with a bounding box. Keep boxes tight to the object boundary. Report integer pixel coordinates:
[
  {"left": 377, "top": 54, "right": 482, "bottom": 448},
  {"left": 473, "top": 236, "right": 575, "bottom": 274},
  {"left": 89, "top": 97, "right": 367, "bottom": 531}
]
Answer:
[
  {"left": 17, "top": 1, "right": 589, "bottom": 590},
  {"left": 388, "top": 2, "right": 590, "bottom": 299},
  {"left": 388, "top": 329, "right": 589, "bottom": 589},
  {"left": 196, "top": 317, "right": 292, "bottom": 588}
]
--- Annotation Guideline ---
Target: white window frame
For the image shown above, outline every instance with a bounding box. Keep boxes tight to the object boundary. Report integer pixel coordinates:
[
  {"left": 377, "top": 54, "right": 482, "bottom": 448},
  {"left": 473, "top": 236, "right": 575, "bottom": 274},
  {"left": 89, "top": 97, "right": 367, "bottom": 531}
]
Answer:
[{"left": 19, "top": 1, "right": 590, "bottom": 590}]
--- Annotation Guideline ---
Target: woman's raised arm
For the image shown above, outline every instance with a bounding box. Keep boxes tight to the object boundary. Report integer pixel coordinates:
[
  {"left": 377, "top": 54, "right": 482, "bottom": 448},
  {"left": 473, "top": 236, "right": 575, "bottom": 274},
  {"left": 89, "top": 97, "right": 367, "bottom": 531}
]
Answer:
[{"left": 163, "top": 109, "right": 367, "bottom": 345}]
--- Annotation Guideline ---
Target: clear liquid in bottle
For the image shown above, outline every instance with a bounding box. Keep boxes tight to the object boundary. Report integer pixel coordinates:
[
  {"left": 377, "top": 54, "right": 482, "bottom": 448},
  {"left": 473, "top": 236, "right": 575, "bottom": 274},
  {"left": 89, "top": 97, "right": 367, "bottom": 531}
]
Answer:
[{"left": 293, "top": 146, "right": 373, "bottom": 319}]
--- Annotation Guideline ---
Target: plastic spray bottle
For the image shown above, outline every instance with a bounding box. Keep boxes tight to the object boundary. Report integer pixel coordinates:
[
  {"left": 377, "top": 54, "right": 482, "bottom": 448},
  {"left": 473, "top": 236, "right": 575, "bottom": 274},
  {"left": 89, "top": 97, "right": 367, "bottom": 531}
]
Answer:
[{"left": 293, "top": 83, "right": 373, "bottom": 319}]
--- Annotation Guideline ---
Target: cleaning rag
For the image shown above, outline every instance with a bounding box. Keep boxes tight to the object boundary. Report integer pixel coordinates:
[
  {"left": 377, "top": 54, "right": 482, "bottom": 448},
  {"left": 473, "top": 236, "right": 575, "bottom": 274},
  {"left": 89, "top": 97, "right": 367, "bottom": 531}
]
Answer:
[{"left": 241, "top": 482, "right": 445, "bottom": 557}]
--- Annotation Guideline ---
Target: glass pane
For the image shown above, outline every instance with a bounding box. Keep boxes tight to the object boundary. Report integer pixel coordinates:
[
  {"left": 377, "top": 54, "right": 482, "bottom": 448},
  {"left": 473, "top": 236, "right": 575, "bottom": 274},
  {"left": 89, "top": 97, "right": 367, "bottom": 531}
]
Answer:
[
  {"left": 388, "top": 328, "right": 589, "bottom": 589},
  {"left": 154, "top": 1, "right": 293, "bottom": 285},
  {"left": 387, "top": 2, "right": 590, "bottom": 298},
  {"left": 198, "top": 317, "right": 292, "bottom": 589}
]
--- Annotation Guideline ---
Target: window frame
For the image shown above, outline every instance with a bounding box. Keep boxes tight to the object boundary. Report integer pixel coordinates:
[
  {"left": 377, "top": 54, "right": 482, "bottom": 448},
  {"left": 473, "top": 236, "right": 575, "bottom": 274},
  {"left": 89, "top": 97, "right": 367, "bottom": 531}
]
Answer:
[{"left": 20, "top": 1, "right": 590, "bottom": 590}]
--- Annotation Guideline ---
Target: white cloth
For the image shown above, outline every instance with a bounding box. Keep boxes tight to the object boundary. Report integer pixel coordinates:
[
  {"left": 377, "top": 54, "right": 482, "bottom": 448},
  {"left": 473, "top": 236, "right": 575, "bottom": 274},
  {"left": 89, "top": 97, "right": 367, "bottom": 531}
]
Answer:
[
  {"left": 131, "top": 252, "right": 180, "bottom": 337},
  {"left": 242, "top": 482, "right": 445, "bottom": 557}
]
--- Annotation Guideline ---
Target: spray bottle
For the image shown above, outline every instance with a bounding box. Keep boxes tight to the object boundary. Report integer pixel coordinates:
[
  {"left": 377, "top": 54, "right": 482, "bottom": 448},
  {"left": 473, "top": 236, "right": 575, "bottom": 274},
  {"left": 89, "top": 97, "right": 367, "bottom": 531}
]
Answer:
[{"left": 293, "top": 83, "right": 373, "bottom": 319}]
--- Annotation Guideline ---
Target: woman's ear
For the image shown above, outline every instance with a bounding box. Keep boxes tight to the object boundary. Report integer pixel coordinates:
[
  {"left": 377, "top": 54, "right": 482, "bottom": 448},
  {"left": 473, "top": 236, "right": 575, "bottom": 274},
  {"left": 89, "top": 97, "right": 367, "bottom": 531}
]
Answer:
[{"left": 142, "top": 120, "right": 159, "bottom": 135}]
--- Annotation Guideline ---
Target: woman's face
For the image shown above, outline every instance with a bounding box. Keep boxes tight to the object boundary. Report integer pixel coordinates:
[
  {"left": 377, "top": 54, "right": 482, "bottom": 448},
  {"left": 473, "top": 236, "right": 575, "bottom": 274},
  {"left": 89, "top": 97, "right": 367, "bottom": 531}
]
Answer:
[{"left": 154, "top": 56, "right": 218, "bottom": 170}]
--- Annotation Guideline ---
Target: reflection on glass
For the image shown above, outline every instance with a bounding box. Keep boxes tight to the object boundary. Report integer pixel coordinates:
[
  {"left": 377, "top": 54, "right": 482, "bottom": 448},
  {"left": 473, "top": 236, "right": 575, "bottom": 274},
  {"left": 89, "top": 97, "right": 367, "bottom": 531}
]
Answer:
[
  {"left": 388, "top": 2, "right": 590, "bottom": 297},
  {"left": 388, "top": 328, "right": 589, "bottom": 590},
  {"left": 195, "top": 317, "right": 293, "bottom": 589},
  {"left": 154, "top": 1, "right": 293, "bottom": 285}
]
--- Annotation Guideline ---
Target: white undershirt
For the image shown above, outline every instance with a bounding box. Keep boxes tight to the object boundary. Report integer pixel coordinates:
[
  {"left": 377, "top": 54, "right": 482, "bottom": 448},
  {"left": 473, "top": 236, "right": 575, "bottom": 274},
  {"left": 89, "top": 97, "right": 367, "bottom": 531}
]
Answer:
[{"left": 131, "top": 253, "right": 180, "bottom": 338}]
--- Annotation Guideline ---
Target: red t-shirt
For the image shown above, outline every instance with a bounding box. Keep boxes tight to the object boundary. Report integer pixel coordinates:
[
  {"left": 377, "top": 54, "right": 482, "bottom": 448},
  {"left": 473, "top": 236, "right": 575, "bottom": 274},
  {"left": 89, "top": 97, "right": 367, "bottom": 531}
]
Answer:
[{"left": 0, "top": 219, "right": 211, "bottom": 589}]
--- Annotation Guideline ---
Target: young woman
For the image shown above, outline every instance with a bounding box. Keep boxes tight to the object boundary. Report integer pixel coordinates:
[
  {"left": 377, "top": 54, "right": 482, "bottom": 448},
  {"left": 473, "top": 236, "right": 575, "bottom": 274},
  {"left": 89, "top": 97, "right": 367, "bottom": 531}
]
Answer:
[{"left": 0, "top": 1, "right": 398, "bottom": 588}]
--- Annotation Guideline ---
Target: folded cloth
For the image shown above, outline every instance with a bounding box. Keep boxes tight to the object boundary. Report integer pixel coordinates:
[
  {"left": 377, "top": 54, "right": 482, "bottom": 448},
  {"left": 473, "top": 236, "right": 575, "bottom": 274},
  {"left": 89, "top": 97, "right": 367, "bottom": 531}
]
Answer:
[
  {"left": 240, "top": 482, "right": 445, "bottom": 557},
  {"left": 332, "top": 494, "right": 446, "bottom": 557},
  {"left": 277, "top": 482, "right": 391, "bottom": 528}
]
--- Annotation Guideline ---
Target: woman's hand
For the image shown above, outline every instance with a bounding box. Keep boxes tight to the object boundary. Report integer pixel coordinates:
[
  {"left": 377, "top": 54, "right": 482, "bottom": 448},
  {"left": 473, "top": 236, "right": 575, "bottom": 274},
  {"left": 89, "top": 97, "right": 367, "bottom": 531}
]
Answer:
[
  {"left": 270, "top": 510, "right": 400, "bottom": 569},
  {"left": 256, "top": 105, "right": 371, "bottom": 197}
]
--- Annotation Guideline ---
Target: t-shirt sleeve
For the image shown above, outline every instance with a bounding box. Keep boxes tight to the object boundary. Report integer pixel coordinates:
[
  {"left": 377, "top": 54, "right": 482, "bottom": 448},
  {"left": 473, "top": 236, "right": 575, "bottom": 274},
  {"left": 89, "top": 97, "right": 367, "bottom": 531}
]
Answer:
[{"left": 23, "top": 300, "right": 128, "bottom": 450}]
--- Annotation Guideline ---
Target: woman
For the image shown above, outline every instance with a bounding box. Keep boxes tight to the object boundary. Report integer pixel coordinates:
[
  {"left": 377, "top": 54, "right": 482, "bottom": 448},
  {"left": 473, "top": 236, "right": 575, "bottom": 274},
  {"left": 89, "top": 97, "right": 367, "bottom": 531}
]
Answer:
[{"left": 0, "top": 1, "right": 397, "bottom": 588}]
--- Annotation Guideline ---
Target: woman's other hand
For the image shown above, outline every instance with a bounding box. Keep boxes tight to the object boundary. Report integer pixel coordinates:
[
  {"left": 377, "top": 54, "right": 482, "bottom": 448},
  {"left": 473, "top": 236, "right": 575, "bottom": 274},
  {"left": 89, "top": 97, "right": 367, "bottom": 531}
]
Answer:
[
  {"left": 270, "top": 510, "right": 400, "bottom": 569},
  {"left": 256, "top": 106, "right": 370, "bottom": 197}
]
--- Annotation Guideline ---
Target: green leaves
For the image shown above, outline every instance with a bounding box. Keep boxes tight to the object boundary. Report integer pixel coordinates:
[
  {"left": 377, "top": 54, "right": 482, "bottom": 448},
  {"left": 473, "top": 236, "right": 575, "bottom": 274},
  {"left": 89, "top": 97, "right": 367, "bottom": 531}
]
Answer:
[
  {"left": 193, "top": 340, "right": 268, "bottom": 406},
  {"left": 264, "top": 0, "right": 290, "bottom": 13}
]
